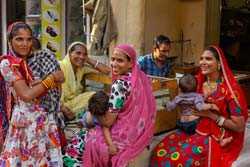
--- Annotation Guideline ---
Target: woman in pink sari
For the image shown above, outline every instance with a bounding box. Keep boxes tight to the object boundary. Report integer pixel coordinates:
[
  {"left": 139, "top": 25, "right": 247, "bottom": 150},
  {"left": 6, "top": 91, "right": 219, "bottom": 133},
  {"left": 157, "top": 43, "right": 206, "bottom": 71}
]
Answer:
[
  {"left": 150, "top": 46, "right": 248, "bottom": 167},
  {"left": 83, "top": 44, "right": 156, "bottom": 167}
]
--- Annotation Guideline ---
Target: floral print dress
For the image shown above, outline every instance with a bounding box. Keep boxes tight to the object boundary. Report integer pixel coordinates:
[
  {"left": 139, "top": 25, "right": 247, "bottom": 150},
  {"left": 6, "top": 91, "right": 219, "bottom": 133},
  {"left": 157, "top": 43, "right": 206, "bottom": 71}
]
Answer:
[{"left": 0, "top": 58, "right": 63, "bottom": 167}]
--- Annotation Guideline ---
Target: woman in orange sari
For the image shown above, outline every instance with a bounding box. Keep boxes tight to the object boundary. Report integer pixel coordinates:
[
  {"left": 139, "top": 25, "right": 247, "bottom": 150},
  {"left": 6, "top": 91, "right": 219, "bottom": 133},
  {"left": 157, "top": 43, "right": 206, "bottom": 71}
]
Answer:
[{"left": 150, "top": 46, "right": 248, "bottom": 167}]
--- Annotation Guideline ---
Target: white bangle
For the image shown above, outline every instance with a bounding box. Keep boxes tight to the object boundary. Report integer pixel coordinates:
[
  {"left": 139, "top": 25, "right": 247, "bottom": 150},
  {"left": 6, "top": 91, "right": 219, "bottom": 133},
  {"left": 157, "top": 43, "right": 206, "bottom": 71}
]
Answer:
[
  {"left": 217, "top": 116, "right": 226, "bottom": 127},
  {"left": 94, "top": 61, "right": 99, "bottom": 68}
]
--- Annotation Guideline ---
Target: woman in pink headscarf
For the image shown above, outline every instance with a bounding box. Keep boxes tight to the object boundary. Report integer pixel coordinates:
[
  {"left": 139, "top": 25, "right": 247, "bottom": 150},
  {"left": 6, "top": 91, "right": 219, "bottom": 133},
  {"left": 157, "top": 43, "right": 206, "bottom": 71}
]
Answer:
[{"left": 83, "top": 44, "right": 156, "bottom": 167}]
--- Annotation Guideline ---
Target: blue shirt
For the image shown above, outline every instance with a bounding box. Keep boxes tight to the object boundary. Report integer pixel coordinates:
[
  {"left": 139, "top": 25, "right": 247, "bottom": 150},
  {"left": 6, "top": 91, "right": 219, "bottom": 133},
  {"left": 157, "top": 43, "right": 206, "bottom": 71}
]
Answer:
[{"left": 137, "top": 53, "right": 174, "bottom": 77}]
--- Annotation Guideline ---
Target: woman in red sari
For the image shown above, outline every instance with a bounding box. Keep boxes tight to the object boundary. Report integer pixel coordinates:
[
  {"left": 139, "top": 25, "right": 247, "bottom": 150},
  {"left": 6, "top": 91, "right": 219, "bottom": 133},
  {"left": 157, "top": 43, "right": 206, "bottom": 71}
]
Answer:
[{"left": 150, "top": 45, "right": 248, "bottom": 167}]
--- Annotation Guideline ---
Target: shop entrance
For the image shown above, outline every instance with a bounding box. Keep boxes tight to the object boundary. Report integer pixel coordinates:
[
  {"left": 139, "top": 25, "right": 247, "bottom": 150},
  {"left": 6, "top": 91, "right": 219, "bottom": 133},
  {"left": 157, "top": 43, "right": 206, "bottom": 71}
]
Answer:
[
  {"left": 0, "top": 0, "right": 26, "bottom": 54},
  {"left": 220, "top": 0, "right": 250, "bottom": 71}
]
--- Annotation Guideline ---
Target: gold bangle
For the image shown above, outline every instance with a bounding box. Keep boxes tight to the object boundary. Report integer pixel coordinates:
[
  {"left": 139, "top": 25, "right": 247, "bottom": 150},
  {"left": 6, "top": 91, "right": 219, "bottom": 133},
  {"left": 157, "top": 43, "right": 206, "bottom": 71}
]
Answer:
[
  {"left": 41, "top": 80, "right": 49, "bottom": 89},
  {"left": 42, "top": 75, "right": 57, "bottom": 89}
]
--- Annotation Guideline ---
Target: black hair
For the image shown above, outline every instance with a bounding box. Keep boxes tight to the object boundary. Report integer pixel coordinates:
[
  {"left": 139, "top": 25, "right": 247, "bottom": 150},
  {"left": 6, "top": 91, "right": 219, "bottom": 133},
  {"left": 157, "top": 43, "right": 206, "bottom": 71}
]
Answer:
[
  {"left": 205, "top": 46, "right": 220, "bottom": 61},
  {"left": 153, "top": 35, "right": 171, "bottom": 49},
  {"left": 179, "top": 74, "right": 197, "bottom": 93},
  {"left": 7, "top": 22, "right": 33, "bottom": 42},
  {"left": 32, "top": 37, "right": 41, "bottom": 51},
  {"left": 88, "top": 91, "right": 109, "bottom": 116}
]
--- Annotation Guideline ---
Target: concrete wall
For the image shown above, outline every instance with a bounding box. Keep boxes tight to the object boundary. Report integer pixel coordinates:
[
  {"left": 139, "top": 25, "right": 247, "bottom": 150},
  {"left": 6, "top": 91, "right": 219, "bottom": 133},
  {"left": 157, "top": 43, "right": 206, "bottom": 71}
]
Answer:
[
  {"left": 144, "top": 0, "right": 181, "bottom": 57},
  {"left": 110, "top": 0, "right": 146, "bottom": 54},
  {"left": 179, "top": 0, "right": 206, "bottom": 64},
  {"left": 111, "top": 0, "right": 207, "bottom": 63}
]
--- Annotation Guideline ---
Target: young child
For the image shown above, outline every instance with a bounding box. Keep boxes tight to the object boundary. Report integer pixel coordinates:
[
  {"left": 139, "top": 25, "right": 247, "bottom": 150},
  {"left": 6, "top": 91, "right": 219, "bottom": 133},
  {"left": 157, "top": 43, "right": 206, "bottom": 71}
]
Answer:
[
  {"left": 87, "top": 91, "right": 118, "bottom": 155},
  {"left": 63, "top": 91, "right": 116, "bottom": 166},
  {"left": 165, "top": 74, "right": 232, "bottom": 146}
]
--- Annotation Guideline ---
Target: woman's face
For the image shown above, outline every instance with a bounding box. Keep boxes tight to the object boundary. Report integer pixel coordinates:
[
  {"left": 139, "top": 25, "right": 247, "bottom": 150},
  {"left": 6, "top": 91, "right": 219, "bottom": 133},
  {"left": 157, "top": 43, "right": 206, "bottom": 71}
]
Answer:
[
  {"left": 199, "top": 50, "right": 220, "bottom": 76},
  {"left": 111, "top": 49, "right": 132, "bottom": 76},
  {"left": 69, "top": 45, "right": 87, "bottom": 69},
  {"left": 10, "top": 28, "right": 33, "bottom": 59}
]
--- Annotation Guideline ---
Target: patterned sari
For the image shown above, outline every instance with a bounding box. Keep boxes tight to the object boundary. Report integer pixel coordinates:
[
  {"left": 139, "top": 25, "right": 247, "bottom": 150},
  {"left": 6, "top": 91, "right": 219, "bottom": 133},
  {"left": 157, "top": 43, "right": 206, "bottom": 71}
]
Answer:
[
  {"left": 150, "top": 46, "right": 248, "bottom": 167},
  {"left": 0, "top": 55, "right": 63, "bottom": 166}
]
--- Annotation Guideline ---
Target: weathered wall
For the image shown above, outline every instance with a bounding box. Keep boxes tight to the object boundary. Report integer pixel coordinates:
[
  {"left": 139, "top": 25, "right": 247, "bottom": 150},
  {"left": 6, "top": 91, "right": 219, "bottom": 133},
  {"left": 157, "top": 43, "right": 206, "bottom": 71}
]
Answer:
[
  {"left": 110, "top": 0, "right": 206, "bottom": 63},
  {"left": 144, "top": 0, "right": 181, "bottom": 57},
  {"left": 179, "top": 0, "right": 206, "bottom": 64},
  {"left": 110, "top": 0, "right": 145, "bottom": 54}
]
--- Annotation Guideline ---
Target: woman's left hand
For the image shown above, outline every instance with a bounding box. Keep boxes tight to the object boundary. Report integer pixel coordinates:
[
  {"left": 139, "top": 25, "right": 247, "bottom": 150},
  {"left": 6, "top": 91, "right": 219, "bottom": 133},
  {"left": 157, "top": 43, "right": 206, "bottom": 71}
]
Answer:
[
  {"left": 51, "top": 70, "right": 65, "bottom": 83},
  {"left": 193, "top": 110, "right": 217, "bottom": 121}
]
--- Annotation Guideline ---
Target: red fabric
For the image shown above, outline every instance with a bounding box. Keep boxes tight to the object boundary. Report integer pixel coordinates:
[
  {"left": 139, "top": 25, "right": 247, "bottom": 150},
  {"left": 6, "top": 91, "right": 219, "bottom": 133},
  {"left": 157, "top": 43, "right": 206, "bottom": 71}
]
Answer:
[
  {"left": 195, "top": 45, "right": 248, "bottom": 167},
  {"left": 0, "top": 55, "right": 34, "bottom": 121},
  {"left": 58, "top": 128, "right": 67, "bottom": 148}
]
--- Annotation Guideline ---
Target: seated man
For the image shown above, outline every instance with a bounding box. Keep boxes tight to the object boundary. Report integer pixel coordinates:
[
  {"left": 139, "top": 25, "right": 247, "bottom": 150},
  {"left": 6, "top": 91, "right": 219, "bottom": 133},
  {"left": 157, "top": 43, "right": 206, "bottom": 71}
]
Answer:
[{"left": 137, "top": 35, "right": 175, "bottom": 77}]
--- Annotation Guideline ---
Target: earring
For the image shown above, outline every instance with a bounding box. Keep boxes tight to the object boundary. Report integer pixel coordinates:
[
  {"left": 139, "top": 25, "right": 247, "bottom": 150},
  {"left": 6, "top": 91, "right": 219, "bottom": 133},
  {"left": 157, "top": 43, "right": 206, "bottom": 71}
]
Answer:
[{"left": 218, "top": 64, "right": 221, "bottom": 71}]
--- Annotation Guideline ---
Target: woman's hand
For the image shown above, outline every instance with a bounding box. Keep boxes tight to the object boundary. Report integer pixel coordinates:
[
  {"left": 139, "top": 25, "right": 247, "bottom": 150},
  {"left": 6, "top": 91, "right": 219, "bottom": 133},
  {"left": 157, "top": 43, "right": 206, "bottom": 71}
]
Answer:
[
  {"left": 211, "top": 103, "right": 219, "bottom": 111},
  {"left": 61, "top": 105, "right": 75, "bottom": 121},
  {"left": 108, "top": 143, "right": 118, "bottom": 155},
  {"left": 51, "top": 70, "right": 65, "bottom": 83}
]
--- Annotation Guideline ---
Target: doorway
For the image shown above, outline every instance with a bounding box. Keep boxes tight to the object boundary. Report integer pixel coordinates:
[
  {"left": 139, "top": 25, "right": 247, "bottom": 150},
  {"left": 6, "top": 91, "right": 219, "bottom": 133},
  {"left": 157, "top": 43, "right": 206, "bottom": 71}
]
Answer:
[
  {"left": 220, "top": 0, "right": 250, "bottom": 71},
  {"left": 0, "top": 0, "right": 26, "bottom": 54}
]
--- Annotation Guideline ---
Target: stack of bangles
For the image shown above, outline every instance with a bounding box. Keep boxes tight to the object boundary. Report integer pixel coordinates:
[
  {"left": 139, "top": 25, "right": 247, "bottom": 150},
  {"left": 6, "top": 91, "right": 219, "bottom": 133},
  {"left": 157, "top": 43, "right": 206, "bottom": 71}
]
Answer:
[
  {"left": 41, "top": 75, "right": 57, "bottom": 89},
  {"left": 216, "top": 116, "right": 226, "bottom": 127}
]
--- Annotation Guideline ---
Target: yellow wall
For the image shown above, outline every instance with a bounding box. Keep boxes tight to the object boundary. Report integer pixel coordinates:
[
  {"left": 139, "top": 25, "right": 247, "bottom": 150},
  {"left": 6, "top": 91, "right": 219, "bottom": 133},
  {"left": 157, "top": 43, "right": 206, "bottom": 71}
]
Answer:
[
  {"left": 110, "top": 0, "right": 145, "bottom": 53},
  {"left": 111, "top": 0, "right": 206, "bottom": 63},
  {"left": 179, "top": 0, "right": 206, "bottom": 64},
  {"left": 144, "top": 0, "right": 181, "bottom": 57}
]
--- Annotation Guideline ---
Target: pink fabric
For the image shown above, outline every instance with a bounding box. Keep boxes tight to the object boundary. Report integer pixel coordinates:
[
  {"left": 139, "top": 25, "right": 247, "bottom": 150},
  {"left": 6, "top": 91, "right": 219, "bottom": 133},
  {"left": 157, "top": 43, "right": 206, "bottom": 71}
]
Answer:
[{"left": 83, "top": 44, "right": 156, "bottom": 167}]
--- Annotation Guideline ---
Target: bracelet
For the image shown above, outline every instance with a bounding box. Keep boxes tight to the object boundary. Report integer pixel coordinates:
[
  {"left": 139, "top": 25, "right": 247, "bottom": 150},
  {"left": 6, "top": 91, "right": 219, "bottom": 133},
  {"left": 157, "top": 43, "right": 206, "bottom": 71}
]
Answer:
[
  {"left": 41, "top": 75, "right": 57, "bottom": 89},
  {"left": 216, "top": 116, "right": 226, "bottom": 127},
  {"left": 94, "top": 60, "right": 99, "bottom": 68}
]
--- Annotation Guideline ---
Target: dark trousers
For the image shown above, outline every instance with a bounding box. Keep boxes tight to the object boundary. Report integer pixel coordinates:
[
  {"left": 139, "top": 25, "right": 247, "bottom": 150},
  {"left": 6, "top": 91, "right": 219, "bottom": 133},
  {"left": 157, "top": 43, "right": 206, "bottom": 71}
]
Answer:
[{"left": 177, "top": 119, "right": 199, "bottom": 135}]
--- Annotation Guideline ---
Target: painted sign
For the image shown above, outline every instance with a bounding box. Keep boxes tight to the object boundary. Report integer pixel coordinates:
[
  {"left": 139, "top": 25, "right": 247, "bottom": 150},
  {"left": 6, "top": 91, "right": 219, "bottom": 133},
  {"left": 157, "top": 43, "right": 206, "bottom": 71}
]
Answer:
[{"left": 41, "top": 0, "right": 61, "bottom": 59}]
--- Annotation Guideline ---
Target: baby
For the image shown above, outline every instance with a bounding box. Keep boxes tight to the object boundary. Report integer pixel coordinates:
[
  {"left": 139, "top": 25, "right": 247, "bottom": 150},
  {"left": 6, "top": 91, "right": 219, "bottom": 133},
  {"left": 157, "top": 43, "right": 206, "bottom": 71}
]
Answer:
[
  {"left": 86, "top": 91, "right": 118, "bottom": 155},
  {"left": 165, "top": 74, "right": 232, "bottom": 146}
]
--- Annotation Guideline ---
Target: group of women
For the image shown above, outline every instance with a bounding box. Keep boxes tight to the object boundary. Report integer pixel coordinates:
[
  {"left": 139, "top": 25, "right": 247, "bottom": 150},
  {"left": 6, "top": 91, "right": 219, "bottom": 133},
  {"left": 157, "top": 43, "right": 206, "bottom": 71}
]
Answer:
[{"left": 0, "top": 21, "right": 248, "bottom": 167}]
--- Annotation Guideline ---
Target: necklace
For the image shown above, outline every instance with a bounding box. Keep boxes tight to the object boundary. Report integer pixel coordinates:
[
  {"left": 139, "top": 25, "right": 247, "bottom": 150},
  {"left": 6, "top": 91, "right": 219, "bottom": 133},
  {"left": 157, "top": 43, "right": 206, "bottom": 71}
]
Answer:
[
  {"left": 206, "top": 79, "right": 218, "bottom": 90},
  {"left": 203, "top": 78, "right": 219, "bottom": 96}
]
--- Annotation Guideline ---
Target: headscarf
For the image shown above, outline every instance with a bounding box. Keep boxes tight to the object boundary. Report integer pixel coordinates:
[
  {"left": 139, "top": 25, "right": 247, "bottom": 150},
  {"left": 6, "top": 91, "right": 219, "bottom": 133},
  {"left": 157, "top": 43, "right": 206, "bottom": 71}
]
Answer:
[
  {"left": 196, "top": 45, "right": 248, "bottom": 166},
  {"left": 60, "top": 42, "right": 87, "bottom": 100},
  {"left": 83, "top": 44, "right": 156, "bottom": 167}
]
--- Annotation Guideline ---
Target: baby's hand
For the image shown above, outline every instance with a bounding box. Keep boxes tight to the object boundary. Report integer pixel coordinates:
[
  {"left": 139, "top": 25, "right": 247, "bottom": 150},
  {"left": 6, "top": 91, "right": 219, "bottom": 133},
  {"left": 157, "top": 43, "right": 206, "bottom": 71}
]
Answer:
[{"left": 108, "top": 144, "right": 118, "bottom": 155}]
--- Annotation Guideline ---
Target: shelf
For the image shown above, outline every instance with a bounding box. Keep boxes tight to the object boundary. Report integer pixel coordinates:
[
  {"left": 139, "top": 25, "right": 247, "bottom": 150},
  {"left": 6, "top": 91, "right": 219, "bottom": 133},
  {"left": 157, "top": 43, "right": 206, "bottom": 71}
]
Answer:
[{"left": 26, "top": 14, "right": 41, "bottom": 19}]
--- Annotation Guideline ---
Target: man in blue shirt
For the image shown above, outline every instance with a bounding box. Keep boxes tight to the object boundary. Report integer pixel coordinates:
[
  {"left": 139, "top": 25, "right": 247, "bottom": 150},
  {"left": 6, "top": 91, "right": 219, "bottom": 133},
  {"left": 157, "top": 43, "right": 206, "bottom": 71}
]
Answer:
[{"left": 138, "top": 35, "right": 175, "bottom": 77}]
